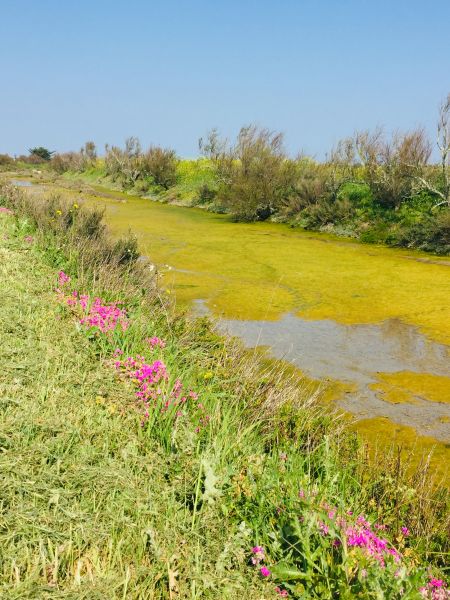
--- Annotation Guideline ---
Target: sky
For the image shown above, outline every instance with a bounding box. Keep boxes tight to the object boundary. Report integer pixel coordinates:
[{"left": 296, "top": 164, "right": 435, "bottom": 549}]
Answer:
[{"left": 1, "top": 0, "right": 449, "bottom": 159}]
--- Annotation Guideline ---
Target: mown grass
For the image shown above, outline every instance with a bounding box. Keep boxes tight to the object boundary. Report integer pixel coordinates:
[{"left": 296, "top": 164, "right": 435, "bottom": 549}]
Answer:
[{"left": 0, "top": 182, "right": 449, "bottom": 598}]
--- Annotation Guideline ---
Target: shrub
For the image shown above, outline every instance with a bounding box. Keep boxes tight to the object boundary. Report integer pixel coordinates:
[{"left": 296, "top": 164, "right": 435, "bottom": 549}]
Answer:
[
  {"left": 104, "top": 137, "right": 142, "bottom": 187},
  {"left": 0, "top": 153, "right": 13, "bottom": 166},
  {"left": 51, "top": 142, "right": 98, "bottom": 174},
  {"left": 203, "top": 125, "right": 299, "bottom": 221},
  {"left": 140, "top": 146, "right": 178, "bottom": 190},
  {"left": 198, "top": 183, "right": 217, "bottom": 204},
  {"left": 394, "top": 208, "right": 450, "bottom": 254},
  {"left": 302, "top": 197, "right": 355, "bottom": 229},
  {"left": 355, "top": 128, "right": 432, "bottom": 209}
]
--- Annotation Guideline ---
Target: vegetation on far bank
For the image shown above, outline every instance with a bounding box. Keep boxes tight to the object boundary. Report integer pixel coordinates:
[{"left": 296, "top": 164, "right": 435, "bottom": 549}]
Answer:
[
  {"left": 0, "top": 181, "right": 449, "bottom": 598},
  {"left": 3, "top": 93, "right": 449, "bottom": 255}
]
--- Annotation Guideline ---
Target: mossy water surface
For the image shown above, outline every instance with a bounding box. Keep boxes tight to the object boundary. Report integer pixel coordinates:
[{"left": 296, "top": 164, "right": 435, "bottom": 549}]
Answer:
[
  {"left": 87, "top": 188, "right": 450, "bottom": 339},
  {"left": 17, "top": 180, "right": 450, "bottom": 471}
]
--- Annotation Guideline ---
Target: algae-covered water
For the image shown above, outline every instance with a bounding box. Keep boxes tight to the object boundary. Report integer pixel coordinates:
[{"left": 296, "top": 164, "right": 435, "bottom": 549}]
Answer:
[{"left": 20, "top": 180, "right": 450, "bottom": 477}]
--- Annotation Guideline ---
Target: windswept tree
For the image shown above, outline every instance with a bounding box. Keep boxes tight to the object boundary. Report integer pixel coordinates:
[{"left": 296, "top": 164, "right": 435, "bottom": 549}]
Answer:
[{"left": 28, "top": 146, "right": 55, "bottom": 161}]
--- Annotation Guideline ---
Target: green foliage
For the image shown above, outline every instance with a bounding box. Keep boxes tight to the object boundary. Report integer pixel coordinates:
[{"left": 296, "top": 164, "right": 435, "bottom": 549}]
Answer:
[
  {"left": 51, "top": 141, "right": 98, "bottom": 174},
  {"left": 140, "top": 146, "right": 178, "bottom": 190},
  {"left": 43, "top": 118, "right": 449, "bottom": 254},
  {"left": 28, "top": 146, "right": 55, "bottom": 161},
  {"left": 394, "top": 209, "right": 450, "bottom": 254},
  {"left": 203, "top": 125, "right": 300, "bottom": 221},
  {"left": 103, "top": 138, "right": 178, "bottom": 192}
]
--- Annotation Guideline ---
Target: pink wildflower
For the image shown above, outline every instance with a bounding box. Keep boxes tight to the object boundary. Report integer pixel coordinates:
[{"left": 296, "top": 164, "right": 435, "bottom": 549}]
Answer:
[
  {"left": 260, "top": 566, "right": 271, "bottom": 578},
  {"left": 58, "top": 271, "right": 71, "bottom": 286},
  {"left": 146, "top": 336, "right": 166, "bottom": 349},
  {"left": 275, "top": 587, "right": 289, "bottom": 597},
  {"left": 401, "top": 526, "right": 409, "bottom": 536},
  {"left": 318, "top": 521, "right": 329, "bottom": 536},
  {"left": 251, "top": 546, "right": 265, "bottom": 565}
]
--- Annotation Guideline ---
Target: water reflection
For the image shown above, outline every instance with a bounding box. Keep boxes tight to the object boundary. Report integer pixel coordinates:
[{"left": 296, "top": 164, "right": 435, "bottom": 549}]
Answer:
[
  {"left": 11, "top": 180, "right": 33, "bottom": 187},
  {"left": 193, "top": 301, "right": 450, "bottom": 442}
]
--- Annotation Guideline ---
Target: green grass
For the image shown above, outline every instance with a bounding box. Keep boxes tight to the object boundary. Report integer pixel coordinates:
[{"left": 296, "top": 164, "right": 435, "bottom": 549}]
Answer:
[
  {"left": 0, "top": 214, "right": 273, "bottom": 598},
  {"left": 0, "top": 185, "right": 448, "bottom": 598}
]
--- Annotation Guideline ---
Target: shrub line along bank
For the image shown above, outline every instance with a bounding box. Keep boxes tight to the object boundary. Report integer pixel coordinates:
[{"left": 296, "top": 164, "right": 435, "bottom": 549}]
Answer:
[
  {"left": 0, "top": 181, "right": 449, "bottom": 598},
  {"left": 4, "top": 94, "right": 448, "bottom": 254}
]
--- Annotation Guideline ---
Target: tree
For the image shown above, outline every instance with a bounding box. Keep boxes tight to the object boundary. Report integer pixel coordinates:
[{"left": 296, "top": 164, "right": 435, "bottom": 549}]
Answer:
[{"left": 28, "top": 146, "right": 55, "bottom": 161}]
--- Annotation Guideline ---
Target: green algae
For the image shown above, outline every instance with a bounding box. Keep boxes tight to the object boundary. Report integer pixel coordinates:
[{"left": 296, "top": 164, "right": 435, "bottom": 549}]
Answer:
[
  {"left": 16, "top": 179, "right": 450, "bottom": 475},
  {"left": 371, "top": 372, "right": 450, "bottom": 405},
  {"left": 353, "top": 417, "right": 450, "bottom": 487},
  {"left": 74, "top": 184, "right": 450, "bottom": 347}
]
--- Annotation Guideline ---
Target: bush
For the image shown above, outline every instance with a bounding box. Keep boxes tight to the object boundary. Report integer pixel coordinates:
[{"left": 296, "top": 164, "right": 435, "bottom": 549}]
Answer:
[
  {"left": 203, "top": 125, "right": 299, "bottom": 221},
  {"left": 140, "top": 146, "right": 178, "bottom": 190},
  {"left": 51, "top": 142, "right": 98, "bottom": 174},
  {"left": 197, "top": 183, "right": 217, "bottom": 204},
  {"left": 355, "top": 128, "right": 432, "bottom": 209},
  {"left": 103, "top": 139, "right": 178, "bottom": 191},
  {"left": 0, "top": 153, "right": 13, "bottom": 166},
  {"left": 302, "top": 197, "right": 355, "bottom": 229},
  {"left": 394, "top": 209, "right": 450, "bottom": 254}
]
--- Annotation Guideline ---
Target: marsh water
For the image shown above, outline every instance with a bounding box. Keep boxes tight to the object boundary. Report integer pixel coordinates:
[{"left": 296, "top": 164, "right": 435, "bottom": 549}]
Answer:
[{"left": 17, "top": 178, "right": 450, "bottom": 469}]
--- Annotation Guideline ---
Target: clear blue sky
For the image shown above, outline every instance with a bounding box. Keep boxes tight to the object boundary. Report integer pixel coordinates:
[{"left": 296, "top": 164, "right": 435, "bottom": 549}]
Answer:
[{"left": 1, "top": 0, "right": 449, "bottom": 158}]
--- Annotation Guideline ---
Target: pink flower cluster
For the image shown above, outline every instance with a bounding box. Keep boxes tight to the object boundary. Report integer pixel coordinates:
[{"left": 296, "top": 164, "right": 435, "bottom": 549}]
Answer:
[
  {"left": 79, "top": 296, "right": 129, "bottom": 333},
  {"left": 0, "top": 206, "right": 13, "bottom": 215},
  {"left": 114, "top": 354, "right": 168, "bottom": 408},
  {"left": 146, "top": 336, "right": 166, "bottom": 349},
  {"left": 56, "top": 272, "right": 129, "bottom": 334},
  {"left": 251, "top": 546, "right": 271, "bottom": 578},
  {"left": 58, "top": 270, "right": 71, "bottom": 286},
  {"left": 299, "top": 494, "right": 404, "bottom": 569},
  {"left": 345, "top": 522, "right": 400, "bottom": 566},
  {"left": 251, "top": 546, "right": 265, "bottom": 566},
  {"left": 250, "top": 546, "right": 288, "bottom": 597},
  {"left": 420, "top": 579, "right": 449, "bottom": 600},
  {"left": 113, "top": 353, "right": 204, "bottom": 428},
  {"left": 55, "top": 270, "right": 208, "bottom": 432}
]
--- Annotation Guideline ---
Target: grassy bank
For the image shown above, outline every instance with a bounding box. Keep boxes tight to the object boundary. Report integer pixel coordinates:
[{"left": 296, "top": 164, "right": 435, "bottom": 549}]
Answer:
[{"left": 0, "top": 182, "right": 449, "bottom": 598}]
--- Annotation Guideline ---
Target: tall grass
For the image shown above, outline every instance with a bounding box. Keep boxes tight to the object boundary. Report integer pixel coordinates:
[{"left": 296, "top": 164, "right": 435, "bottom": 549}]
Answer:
[{"left": 0, "top": 180, "right": 448, "bottom": 598}]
